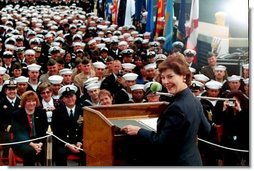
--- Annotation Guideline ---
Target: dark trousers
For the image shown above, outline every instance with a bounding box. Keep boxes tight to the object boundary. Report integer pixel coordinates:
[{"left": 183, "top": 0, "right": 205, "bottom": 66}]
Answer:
[
  {"left": 53, "top": 144, "right": 86, "bottom": 166},
  {"left": 12, "top": 144, "right": 45, "bottom": 166}
]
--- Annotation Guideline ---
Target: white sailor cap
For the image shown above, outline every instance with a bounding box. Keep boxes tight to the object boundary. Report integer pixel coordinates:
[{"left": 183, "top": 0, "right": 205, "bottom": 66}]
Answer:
[
  {"left": 51, "top": 42, "right": 61, "bottom": 47},
  {"left": 144, "top": 63, "right": 157, "bottom": 70},
  {"left": 76, "top": 49, "right": 84, "bottom": 53},
  {"left": 69, "top": 24, "right": 77, "bottom": 29},
  {"left": 45, "top": 33, "right": 53, "bottom": 38},
  {"left": 194, "top": 74, "right": 210, "bottom": 82},
  {"left": 214, "top": 65, "right": 226, "bottom": 71},
  {"left": 127, "top": 37, "right": 134, "bottom": 42},
  {"left": 128, "top": 25, "right": 136, "bottom": 30},
  {"left": 184, "top": 49, "right": 196, "bottom": 56},
  {"left": 93, "top": 61, "right": 107, "bottom": 69},
  {"left": 84, "top": 77, "right": 99, "bottom": 86},
  {"left": 88, "top": 39, "right": 96, "bottom": 45},
  {"left": 72, "top": 34, "right": 82, "bottom": 40},
  {"left": 100, "top": 47, "right": 108, "bottom": 52},
  {"left": 131, "top": 31, "right": 139, "bottom": 35},
  {"left": 122, "top": 63, "right": 136, "bottom": 70},
  {"left": 243, "top": 78, "right": 249, "bottom": 85},
  {"left": 27, "top": 63, "right": 41, "bottom": 71},
  {"left": 142, "top": 39, "right": 149, "bottom": 44},
  {"left": 242, "top": 63, "right": 249, "bottom": 69},
  {"left": 58, "top": 85, "right": 77, "bottom": 97},
  {"left": 122, "top": 73, "right": 138, "bottom": 81},
  {"left": 85, "top": 82, "right": 100, "bottom": 91},
  {"left": 29, "top": 38, "right": 40, "bottom": 45},
  {"left": 155, "top": 36, "right": 166, "bottom": 42},
  {"left": 227, "top": 75, "right": 241, "bottom": 82},
  {"left": 59, "top": 68, "right": 72, "bottom": 75},
  {"left": 205, "top": 80, "right": 222, "bottom": 89},
  {"left": 5, "top": 44, "right": 16, "bottom": 51},
  {"left": 118, "top": 41, "right": 128, "bottom": 46},
  {"left": 189, "top": 67, "right": 196, "bottom": 73},
  {"left": 123, "top": 33, "right": 131, "bottom": 38},
  {"left": 50, "top": 25, "right": 58, "bottom": 30},
  {"left": 142, "top": 11, "right": 148, "bottom": 16},
  {"left": 102, "top": 37, "right": 111, "bottom": 43},
  {"left": 48, "top": 75, "right": 63, "bottom": 84},
  {"left": 25, "top": 49, "right": 36, "bottom": 55},
  {"left": 130, "top": 84, "right": 145, "bottom": 91},
  {"left": 0, "top": 66, "right": 7, "bottom": 74},
  {"left": 143, "top": 32, "right": 151, "bottom": 36},
  {"left": 15, "top": 76, "right": 29, "bottom": 83},
  {"left": 73, "top": 42, "right": 84, "bottom": 47},
  {"left": 96, "top": 43, "right": 106, "bottom": 49}
]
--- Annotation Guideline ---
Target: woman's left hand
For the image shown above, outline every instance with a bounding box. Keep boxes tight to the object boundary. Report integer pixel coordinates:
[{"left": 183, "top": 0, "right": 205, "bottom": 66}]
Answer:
[{"left": 121, "top": 125, "right": 141, "bottom": 135}]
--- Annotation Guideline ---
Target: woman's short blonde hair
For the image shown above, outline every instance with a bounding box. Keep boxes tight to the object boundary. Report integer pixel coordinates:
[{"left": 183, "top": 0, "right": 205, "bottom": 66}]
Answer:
[{"left": 20, "top": 90, "right": 40, "bottom": 108}]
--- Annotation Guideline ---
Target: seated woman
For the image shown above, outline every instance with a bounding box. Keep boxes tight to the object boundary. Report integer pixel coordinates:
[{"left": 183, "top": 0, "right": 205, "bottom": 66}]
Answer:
[
  {"left": 98, "top": 89, "right": 113, "bottom": 105},
  {"left": 11, "top": 91, "right": 48, "bottom": 166}
]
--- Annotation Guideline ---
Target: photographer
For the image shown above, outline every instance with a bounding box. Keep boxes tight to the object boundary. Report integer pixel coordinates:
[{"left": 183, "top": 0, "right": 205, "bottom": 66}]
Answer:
[
  {"left": 218, "top": 90, "right": 249, "bottom": 166},
  {"left": 100, "top": 60, "right": 126, "bottom": 99}
]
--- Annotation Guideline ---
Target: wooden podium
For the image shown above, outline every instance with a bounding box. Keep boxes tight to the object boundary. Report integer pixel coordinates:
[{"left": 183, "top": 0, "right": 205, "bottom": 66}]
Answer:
[{"left": 83, "top": 102, "right": 168, "bottom": 166}]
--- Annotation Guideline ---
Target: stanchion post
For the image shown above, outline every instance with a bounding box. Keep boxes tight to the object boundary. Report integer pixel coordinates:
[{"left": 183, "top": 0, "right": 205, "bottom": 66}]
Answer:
[{"left": 46, "top": 125, "right": 53, "bottom": 166}]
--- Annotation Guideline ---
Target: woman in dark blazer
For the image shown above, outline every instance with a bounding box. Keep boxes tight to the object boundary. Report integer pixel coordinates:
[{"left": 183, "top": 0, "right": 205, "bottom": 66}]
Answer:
[
  {"left": 122, "top": 53, "right": 211, "bottom": 166},
  {"left": 11, "top": 91, "right": 48, "bottom": 166}
]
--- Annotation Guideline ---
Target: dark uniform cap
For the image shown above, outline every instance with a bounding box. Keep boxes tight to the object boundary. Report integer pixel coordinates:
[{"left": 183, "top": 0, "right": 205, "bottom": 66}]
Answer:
[
  {"left": 16, "top": 46, "right": 26, "bottom": 53},
  {"left": 184, "top": 49, "right": 196, "bottom": 57},
  {"left": 33, "top": 46, "right": 41, "bottom": 52},
  {"left": 134, "top": 37, "right": 143, "bottom": 43},
  {"left": 190, "top": 80, "right": 204, "bottom": 91},
  {"left": 147, "top": 51, "right": 156, "bottom": 57},
  {"left": 172, "top": 41, "right": 184, "bottom": 49},
  {"left": 3, "top": 79, "right": 17, "bottom": 89},
  {"left": 3, "top": 51, "right": 14, "bottom": 58},
  {"left": 58, "top": 85, "right": 77, "bottom": 97},
  {"left": 106, "top": 56, "right": 114, "bottom": 62},
  {"left": 156, "top": 37, "right": 166, "bottom": 42},
  {"left": 150, "top": 41, "right": 160, "bottom": 47},
  {"left": 121, "top": 49, "right": 134, "bottom": 55}
]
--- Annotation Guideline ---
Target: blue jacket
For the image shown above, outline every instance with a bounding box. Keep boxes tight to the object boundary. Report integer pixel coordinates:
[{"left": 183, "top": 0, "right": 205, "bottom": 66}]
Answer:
[{"left": 138, "top": 88, "right": 211, "bottom": 166}]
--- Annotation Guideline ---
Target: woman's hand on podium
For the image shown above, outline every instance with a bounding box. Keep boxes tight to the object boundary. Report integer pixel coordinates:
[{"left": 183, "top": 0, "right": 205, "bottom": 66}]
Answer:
[{"left": 121, "top": 125, "right": 141, "bottom": 135}]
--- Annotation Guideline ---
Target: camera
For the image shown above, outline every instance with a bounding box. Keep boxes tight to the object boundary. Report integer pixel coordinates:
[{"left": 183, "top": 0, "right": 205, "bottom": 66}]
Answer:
[
  {"left": 116, "top": 70, "right": 125, "bottom": 77},
  {"left": 228, "top": 100, "right": 235, "bottom": 107}
]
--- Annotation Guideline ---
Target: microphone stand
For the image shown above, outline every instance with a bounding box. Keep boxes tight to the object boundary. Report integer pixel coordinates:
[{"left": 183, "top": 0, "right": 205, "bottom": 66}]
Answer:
[{"left": 155, "top": 92, "right": 173, "bottom": 97}]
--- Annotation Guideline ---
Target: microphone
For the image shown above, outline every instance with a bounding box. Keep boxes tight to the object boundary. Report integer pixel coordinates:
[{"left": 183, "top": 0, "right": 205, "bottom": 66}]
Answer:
[
  {"left": 150, "top": 82, "right": 173, "bottom": 97},
  {"left": 144, "top": 82, "right": 162, "bottom": 97},
  {"left": 150, "top": 82, "right": 162, "bottom": 93}
]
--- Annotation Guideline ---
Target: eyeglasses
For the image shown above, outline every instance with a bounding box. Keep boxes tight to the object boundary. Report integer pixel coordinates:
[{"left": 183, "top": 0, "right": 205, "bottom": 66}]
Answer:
[{"left": 41, "top": 91, "right": 51, "bottom": 95}]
